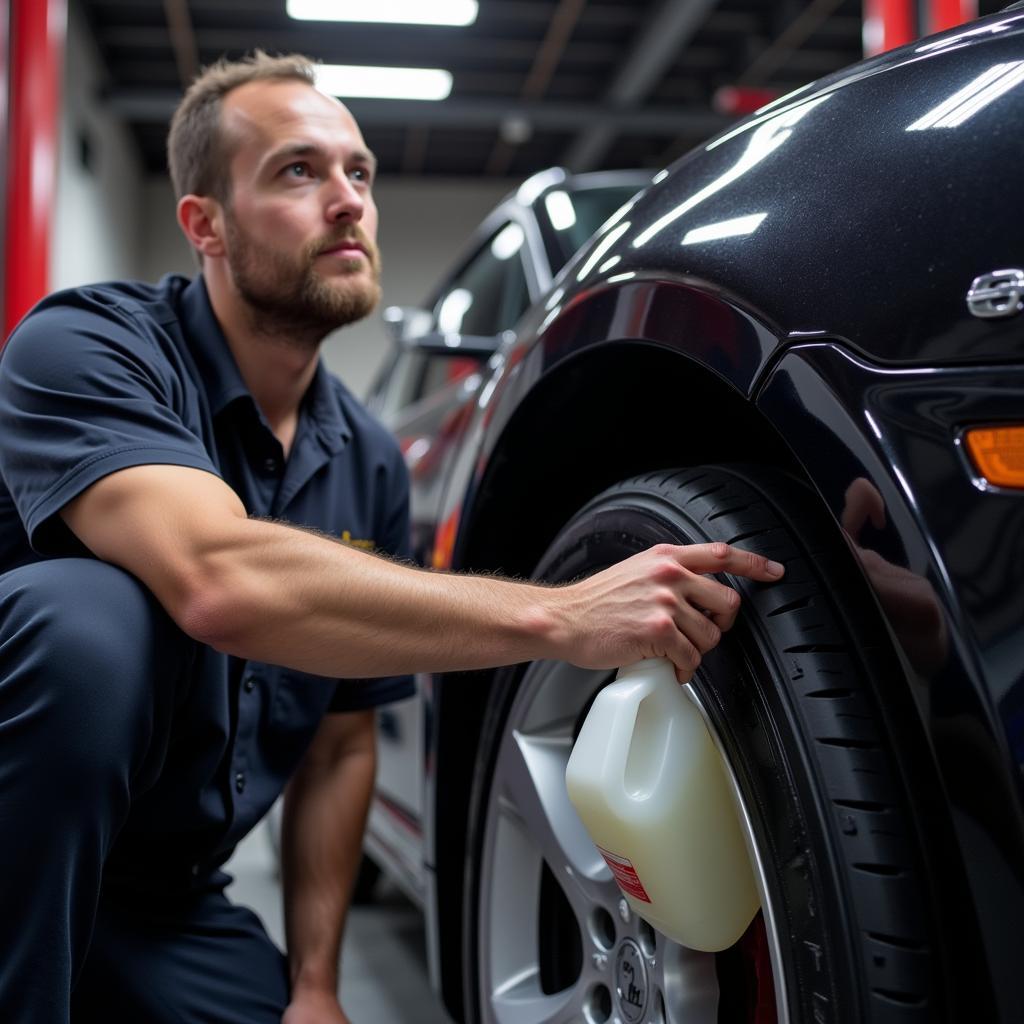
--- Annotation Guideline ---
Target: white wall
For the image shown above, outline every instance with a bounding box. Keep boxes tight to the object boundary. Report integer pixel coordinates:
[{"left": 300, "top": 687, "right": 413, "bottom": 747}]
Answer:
[
  {"left": 50, "top": 0, "right": 143, "bottom": 290},
  {"left": 140, "top": 176, "right": 513, "bottom": 397}
]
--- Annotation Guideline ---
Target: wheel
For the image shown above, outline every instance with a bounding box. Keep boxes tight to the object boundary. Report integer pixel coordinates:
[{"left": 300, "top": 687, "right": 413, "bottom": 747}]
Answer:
[{"left": 462, "top": 466, "right": 940, "bottom": 1024}]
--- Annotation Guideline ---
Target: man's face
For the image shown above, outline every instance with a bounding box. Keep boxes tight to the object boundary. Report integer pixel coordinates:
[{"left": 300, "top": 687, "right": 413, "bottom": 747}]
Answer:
[{"left": 217, "top": 79, "right": 382, "bottom": 339}]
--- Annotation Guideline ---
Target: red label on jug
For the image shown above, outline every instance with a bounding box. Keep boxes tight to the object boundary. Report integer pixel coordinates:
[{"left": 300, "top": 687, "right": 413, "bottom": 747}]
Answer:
[{"left": 597, "top": 846, "right": 651, "bottom": 903}]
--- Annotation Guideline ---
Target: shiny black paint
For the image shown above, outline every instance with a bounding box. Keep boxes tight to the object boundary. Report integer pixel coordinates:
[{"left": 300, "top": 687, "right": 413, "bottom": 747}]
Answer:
[
  {"left": 400, "top": 10, "right": 1024, "bottom": 1019},
  {"left": 757, "top": 346, "right": 1024, "bottom": 1020},
  {"left": 555, "top": 10, "right": 1024, "bottom": 368}
]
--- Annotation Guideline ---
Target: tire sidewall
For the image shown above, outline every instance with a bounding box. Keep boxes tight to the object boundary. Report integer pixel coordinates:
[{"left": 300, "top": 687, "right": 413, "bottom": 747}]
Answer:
[{"left": 464, "top": 467, "right": 934, "bottom": 1024}]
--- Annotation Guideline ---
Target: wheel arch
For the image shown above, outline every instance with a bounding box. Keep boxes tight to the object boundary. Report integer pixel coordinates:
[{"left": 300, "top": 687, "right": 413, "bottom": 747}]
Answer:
[
  {"left": 430, "top": 341, "right": 798, "bottom": 1019},
  {"left": 461, "top": 340, "right": 798, "bottom": 577}
]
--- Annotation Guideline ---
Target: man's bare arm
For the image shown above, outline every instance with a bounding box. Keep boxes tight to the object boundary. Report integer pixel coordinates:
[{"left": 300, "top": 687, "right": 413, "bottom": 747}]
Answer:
[
  {"left": 60, "top": 464, "right": 784, "bottom": 680},
  {"left": 282, "top": 710, "right": 376, "bottom": 1023}
]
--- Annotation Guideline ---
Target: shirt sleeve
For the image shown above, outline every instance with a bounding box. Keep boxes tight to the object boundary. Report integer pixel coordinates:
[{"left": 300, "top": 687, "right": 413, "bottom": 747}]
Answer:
[
  {"left": 327, "top": 442, "right": 415, "bottom": 712},
  {"left": 0, "top": 293, "right": 221, "bottom": 555}
]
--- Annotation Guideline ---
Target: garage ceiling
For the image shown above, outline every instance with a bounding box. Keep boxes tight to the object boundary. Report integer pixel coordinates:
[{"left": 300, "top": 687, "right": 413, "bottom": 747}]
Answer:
[{"left": 78, "top": 0, "right": 1004, "bottom": 179}]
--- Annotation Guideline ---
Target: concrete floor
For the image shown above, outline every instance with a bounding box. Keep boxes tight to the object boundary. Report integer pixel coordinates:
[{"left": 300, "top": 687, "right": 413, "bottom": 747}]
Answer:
[{"left": 224, "top": 821, "right": 452, "bottom": 1023}]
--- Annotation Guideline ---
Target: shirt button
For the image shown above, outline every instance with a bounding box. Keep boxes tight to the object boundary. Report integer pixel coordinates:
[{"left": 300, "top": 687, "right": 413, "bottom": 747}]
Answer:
[
  {"left": 263, "top": 456, "right": 279, "bottom": 473},
  {"left": 235, "top": 772, "right": 246, "bottom": 794},
  {"left": 243, "top": 675, "right": 256, "bottom": 693}
]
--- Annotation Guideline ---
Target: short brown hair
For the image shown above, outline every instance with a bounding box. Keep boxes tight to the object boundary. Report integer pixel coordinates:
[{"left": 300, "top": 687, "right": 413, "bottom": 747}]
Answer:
[{"left": 167, "top": 50, "right": 317, "bottom": 203}]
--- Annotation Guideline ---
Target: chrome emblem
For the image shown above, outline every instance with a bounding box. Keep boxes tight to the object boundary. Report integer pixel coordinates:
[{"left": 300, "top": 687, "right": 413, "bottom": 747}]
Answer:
[
  {"left": 614, "top": 939, "right": 649, "bottom": 1024},
  {"left": 967, "top": 269, "right": 1024, "bottom": 319}
]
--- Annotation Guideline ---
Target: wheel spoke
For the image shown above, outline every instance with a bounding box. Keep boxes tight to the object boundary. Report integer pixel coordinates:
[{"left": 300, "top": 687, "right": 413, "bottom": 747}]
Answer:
[
  {"left": 491, "top": 971, "right": 585, "bottom": 1024},
  {"left": 515, "top": 659, "right": 604, "bottom": 735},
  {"left": 496, "top": 727, "right": 607, "bottom": 883},
  {"left": 652, "top": 941, "right": 720, "bottom": 1024}
]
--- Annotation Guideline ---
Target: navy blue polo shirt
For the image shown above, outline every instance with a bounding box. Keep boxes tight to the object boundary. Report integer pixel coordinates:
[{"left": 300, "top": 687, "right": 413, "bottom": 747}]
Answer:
[{"left": 0, "top": 274, "right": 413, "bottom": 883}]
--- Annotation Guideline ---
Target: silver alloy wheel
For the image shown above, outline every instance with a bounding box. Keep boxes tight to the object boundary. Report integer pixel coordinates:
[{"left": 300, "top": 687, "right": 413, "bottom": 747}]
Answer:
[{"left": 477, "top": 658, "right": 787, "bottom": 1024}]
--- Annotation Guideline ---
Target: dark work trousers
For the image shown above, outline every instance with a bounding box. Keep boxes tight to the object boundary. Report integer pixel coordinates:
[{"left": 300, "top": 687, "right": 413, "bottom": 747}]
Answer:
[{"left": 0, "top": 558, "right": 290, "bottom": 1023}]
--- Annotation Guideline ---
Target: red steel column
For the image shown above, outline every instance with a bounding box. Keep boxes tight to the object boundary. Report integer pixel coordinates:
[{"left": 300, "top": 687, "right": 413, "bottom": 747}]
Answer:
[
  {"left": 2, "top": 0, "right": 66, "bottom": 342},
  {"left": 863, "top": 0, "right": 917, "bottom": 56},
  {"left": 1, "top": 0, "right": 9, "bottom": 336},
  {"left": 924, "top": 0, "right": 977, "bottom": 34}
]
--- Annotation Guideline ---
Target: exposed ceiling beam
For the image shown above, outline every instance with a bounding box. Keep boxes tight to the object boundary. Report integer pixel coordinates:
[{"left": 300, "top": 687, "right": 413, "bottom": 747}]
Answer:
[
  {"left": 486, "top": 0, "right": 588, "bottom": 176},
  {"left": 401, "top": 125, "right": 430, "bottom": 175},
  {"left": 738, "top": 0, "right": 848, "bottom": 86},
  {"left": 173, "top": 0, "right": 637, "bottom": 26},
  {"left": 104, "top": 89, "right": 731, "bottom": 138},
  {"left": 97, "top": 26, "right": 621, "bottom": 64},
  {"left": 561, "top": 0, "right": 721, "bottom": 172},
  {"left": 162, "top": 0, "right": 200, "bottom": 88}
]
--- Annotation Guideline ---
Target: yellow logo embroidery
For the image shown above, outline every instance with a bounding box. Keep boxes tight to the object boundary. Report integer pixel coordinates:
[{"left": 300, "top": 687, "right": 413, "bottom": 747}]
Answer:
[{"left": 340, "top": 530, "right": 375, "bottom": 551}]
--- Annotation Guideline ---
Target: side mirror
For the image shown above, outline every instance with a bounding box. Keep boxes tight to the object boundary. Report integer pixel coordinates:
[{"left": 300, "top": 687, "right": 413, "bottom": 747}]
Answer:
[
  {"left": 382, "top": 305, "right": 433, "bottom": 344},
  {"left": 408, "top": 331, "right": 511, "bottom": 358}
]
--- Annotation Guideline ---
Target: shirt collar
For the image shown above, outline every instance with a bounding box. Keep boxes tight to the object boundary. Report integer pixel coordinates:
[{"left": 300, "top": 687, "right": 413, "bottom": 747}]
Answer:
[
  {"left": 179, "top": 275, "right": 353, "bottom": 451},
  {"left": 180, "top": 275, "right": 249, "bottom": 416}
]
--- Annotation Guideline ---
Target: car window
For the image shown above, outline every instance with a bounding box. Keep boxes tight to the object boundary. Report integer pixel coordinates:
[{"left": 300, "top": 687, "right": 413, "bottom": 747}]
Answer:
[
  {"left": 544, "top": 184, "right": 644, "bottom": 268},
  {"left": 433, "top": 222, "right": 530, "bottom": 337},
  {"left": 417, "top": 354, "right": 480, "bottom": 401}
]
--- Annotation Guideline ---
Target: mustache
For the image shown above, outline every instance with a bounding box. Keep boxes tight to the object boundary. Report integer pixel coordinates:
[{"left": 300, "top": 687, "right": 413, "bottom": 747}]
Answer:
[{"left": 312, "top": 226, "right": 378, "bottom": 260}]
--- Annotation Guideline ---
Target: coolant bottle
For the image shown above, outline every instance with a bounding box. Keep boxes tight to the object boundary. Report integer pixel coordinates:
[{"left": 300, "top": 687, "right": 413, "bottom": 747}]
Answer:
[{"left": 565, "top": 657, "right": 759, "bottom": 951}]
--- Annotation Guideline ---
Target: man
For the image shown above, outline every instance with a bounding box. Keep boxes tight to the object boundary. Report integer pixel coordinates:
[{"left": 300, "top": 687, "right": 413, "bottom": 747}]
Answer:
[{"left": 0, "top": 53, "right": 784, "bottom": 1023}]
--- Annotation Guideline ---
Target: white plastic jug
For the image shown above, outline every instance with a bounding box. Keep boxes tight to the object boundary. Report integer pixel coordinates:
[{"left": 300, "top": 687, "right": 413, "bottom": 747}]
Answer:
[{"left": 565, "top": 657, "right": 759, "bottom": 952}]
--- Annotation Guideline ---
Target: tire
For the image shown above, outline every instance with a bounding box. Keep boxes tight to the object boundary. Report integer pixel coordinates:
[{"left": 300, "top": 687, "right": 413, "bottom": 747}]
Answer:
[{"left": 462, "top": 466, "right": 941, "bottom": 1024}]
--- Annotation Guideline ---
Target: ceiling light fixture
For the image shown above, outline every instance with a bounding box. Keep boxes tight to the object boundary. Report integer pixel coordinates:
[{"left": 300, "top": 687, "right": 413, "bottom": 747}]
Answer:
[
  {"left": 315, "top": 64, "right": 453, "bottom": 101},
  {"left": 287, "top": 0, "right": 478, "bottom": 27}
]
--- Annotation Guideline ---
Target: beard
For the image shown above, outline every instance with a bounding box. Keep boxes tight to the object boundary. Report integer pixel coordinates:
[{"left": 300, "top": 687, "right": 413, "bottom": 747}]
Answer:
[{"left": 224, "top": 215, "right": 382, "bottom": 348}]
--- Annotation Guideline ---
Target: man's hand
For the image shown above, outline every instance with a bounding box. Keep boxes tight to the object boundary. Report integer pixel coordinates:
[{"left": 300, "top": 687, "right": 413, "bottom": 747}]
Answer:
[
  {"left": 549, "top": 542, "right": 785, "bottom": 682},
  {"left": 283, "top": 989, "right": 350, "bottom": 1024}
]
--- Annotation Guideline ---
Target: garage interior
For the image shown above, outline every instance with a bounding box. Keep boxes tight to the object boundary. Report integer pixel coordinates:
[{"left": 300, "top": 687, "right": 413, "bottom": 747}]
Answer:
[{"left": 0, "top": 1, "right": 1010, "bottom": 1021}]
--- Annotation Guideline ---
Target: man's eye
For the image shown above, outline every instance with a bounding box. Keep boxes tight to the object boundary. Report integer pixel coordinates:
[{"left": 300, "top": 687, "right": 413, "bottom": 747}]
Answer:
[
  {"left": 286, "top": 163, "right": 311, "bottom": 178},
  {"left": 350, "top": 167, "right": 372, "bottom": 184}
]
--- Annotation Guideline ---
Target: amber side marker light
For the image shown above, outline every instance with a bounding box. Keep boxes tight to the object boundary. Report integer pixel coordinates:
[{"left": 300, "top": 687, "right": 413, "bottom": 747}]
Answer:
[{"left": 964, "top": 426, "right": 1024, "bottom": 489}]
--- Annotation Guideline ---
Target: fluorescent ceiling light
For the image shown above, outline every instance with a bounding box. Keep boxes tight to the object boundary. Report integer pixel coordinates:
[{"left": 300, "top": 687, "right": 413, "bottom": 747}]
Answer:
[
  {"left": 681, "top": 212, "right": 767, "bottom": 245},
  {"left": 315, "top": 64, "right": 452, "bottom": 101},
  {"left": 907, "top": 61, "right": 1024, "bottom": 130},
  {"left": 288, "top": 0, "right": 478, "bottom": 26},
  {"left": 544, "top": 190, "right": 577, "bottom": 231}
]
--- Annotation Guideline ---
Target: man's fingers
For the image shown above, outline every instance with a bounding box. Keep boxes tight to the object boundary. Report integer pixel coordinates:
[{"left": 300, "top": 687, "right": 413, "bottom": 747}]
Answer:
[
  {"left": 672, "top": 541, "right": 784, "bottom": 581},
  {"left": 664, "top": 631, "right": 703, "bottom": 678},
  {"left": 674, "top": 602, "right": 722, "bottom": 654},
  {"left": 684, "top": 573, "right": 742, "bottom": 619}
]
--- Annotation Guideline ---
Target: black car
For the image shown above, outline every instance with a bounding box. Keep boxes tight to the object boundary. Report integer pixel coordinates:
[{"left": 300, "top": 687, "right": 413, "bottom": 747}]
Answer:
[{"left": 366, "top": 9, "right": 1024, "bottom": 1024}]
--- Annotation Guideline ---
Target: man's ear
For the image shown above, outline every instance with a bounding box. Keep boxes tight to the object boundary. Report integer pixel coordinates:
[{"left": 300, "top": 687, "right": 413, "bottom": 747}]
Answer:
[{"left": 177, "top": 194, "right": 227, "bottom": 259}]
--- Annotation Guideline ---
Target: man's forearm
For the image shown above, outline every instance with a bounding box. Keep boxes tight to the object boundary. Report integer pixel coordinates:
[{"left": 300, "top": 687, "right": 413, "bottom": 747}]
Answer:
[
  {"left": 282, "top": 713, "right": 377, "bottom": 999},
  {"left": 181, "top": 515, "right": 564, "bottom": 677},
  {"left": 63, "top": 464, "right": 786, "bottom": 684}
]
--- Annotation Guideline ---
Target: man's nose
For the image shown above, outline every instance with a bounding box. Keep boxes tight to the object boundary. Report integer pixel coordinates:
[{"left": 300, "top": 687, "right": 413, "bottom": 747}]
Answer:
[{"left": 324, "top": 171, "right": 364, "bottom": 223}]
